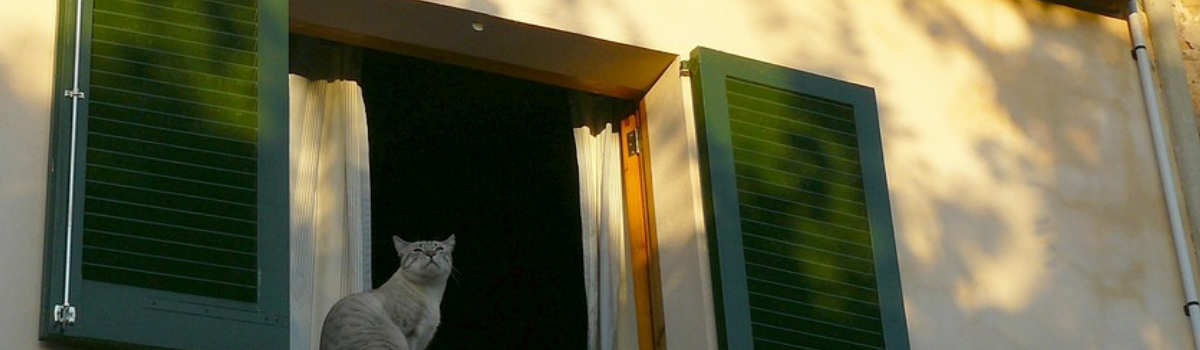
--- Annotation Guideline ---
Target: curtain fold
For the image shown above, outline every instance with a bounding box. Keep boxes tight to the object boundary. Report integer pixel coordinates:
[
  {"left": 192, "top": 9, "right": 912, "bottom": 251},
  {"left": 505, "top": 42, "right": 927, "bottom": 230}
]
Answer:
[
  {"left": 575, "top": 122, "right": 639, "bottom": 350},
  {"left": 288, "top": 40, "right": 372, "bottom": 350}
]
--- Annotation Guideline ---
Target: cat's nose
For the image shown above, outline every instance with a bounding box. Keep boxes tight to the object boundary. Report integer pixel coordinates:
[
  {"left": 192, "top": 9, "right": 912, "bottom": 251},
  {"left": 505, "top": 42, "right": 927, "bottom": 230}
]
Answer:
[{"left": 424, "top": 251, "right": 437, "bottom": 258}]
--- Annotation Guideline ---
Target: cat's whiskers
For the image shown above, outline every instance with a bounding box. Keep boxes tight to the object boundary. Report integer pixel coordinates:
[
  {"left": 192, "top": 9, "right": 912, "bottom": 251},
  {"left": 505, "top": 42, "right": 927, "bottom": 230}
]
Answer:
[{"left": 448, "top": 266, "right": 463, "bottom": 288}]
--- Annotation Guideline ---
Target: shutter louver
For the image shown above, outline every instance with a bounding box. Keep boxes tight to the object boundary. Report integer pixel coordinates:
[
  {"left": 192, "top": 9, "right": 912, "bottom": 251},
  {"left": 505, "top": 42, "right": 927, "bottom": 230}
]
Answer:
[
  {"left": 82, "top": 0, "right": 260, "bottom": 303},
  {"left": 689, "top": 47, "right": 909, "bottom": 350},
  {"left": 727, "top": 78, "right": 885, "bottom": 349}
]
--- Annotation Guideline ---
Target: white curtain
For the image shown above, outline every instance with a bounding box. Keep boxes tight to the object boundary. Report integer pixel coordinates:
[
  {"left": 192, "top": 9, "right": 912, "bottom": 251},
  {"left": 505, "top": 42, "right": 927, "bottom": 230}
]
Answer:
[
  {"left": 575, "top": 122, "right": 640, "bottom": 350},
  {"left": 289, "top": 73, "right": 372, "bottom": 350}
]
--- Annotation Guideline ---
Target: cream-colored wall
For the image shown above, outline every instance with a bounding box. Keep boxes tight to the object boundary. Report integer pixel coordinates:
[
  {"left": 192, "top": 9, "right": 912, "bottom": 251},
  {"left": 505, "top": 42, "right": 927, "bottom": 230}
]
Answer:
[
  {"left": 1, "top": 0, "right": 61, "bottom": 349},
  {"left": 2, "top": 0, "right": 1195, "bottom": 349},
  {"left": 1175, "top": 0, "right": 1200, "bottom": 118},
  {"left": 423, "top": 0, "right": 1195, "bottom": 349}
]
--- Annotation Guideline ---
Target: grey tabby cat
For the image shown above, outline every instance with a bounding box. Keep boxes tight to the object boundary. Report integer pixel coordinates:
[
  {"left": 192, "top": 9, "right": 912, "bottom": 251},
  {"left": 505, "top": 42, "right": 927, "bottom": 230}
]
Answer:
[{"left": 320, "top": 235, "right": 456, "bottom": 350}]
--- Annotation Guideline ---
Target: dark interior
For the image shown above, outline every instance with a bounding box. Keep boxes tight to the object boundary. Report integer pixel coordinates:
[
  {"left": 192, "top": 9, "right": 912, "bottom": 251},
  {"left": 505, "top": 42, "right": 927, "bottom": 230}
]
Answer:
[{"left": 361, "top": 48, "right": 588, "bottom": 349}]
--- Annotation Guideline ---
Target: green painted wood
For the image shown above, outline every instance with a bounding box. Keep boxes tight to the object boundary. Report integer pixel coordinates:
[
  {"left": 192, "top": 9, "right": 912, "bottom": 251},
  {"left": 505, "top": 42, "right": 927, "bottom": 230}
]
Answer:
[
  {"left": 254, "top": 0, "right": 292, "bottom": 323},
  {"left": 41, "top": 0, "right": 289, "bottom": 347},
  {"left": 691, "top": 47, "right": 756, "bottom": 350},
  {"left": 690, "top": 47, "right": 909, "bottom": 350},
  {"left": 40, "top": 0, "right": 95, "bottom": 339},
  {"left": 82, "top": 0, "right": 262, "bottom": 303}
]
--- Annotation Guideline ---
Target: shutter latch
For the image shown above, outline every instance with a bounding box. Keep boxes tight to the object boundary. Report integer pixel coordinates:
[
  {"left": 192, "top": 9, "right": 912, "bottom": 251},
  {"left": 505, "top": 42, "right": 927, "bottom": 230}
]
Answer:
[
  {"left": 679, "top": 60, "right": 692, "bottom": 77},
  {"left": 54, "top": 304, "right": 77, "bottom": 325},
  {"left": 63, "top": 89, "right": 86, "bottom": 99}
]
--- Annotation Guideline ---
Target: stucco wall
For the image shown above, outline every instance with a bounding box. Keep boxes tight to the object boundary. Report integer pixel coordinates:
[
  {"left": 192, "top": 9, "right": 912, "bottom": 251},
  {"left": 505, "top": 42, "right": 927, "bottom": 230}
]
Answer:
[
  {"left": 0, "top": 0, "right": 59, "bottom": 347},
  {"left": 1, "top": 0, "right": 1195, "bottom": 349},
  {"left": 1, "top": 0, "right": 59, "bottom": 349},
  {"left": 422, "top": 0, "right": 1194, "bottom": 349},
  {"left": 1176, "top": 0, "right": 1200, "bottom": 120}
]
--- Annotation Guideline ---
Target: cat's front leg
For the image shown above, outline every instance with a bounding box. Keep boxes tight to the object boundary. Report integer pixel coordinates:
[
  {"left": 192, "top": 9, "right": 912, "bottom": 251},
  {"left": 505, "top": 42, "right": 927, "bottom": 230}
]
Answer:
[{"left": 409, "top": 319, "right": 439, "bottom": 350}]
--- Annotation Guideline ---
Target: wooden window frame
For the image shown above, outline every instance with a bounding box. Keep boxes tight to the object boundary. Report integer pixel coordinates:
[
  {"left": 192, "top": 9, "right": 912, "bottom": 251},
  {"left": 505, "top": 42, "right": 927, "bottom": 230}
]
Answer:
[
  {"left": 621, "top": 105, "right": 668, "bottom": 350},
  {"left": 291, "top": 3, "right": 677, "bottom": 347}
]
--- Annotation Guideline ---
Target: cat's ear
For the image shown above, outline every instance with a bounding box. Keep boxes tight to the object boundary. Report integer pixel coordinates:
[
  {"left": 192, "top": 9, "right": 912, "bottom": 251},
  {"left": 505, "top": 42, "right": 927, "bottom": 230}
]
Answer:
[
  {"left": 443, "top": 234, "right": 456, "bottom": 250},
  {"left": 393, "top": 236, "right": 411, "bottom": 255}
]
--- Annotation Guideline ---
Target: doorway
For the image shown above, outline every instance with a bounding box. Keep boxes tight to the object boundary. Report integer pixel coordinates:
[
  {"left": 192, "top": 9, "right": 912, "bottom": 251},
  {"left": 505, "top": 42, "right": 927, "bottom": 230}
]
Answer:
[{"left": 361, "top": 48, "right": 589, "bottom": 349}]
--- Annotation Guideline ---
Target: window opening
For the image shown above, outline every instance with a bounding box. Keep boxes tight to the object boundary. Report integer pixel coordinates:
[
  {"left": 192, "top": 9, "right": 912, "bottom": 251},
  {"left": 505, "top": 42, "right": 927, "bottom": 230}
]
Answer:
[{"left": 362, "top": 48, "right": 590, "bottom": 349}]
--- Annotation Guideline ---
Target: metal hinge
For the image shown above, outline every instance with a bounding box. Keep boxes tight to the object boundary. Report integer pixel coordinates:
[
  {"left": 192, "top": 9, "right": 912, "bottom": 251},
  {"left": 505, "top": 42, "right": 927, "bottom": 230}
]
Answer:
[
  {"left": 626, "top": 127, "right": 642, "bottom": 156},
  {"left": 679, "top": 60, "right": 691, "bottom": 77},
  {"left": 63, "top": 89, "right": 85, "bottom": 99},
  {"left": 53, "top": 304, "right": 77, "bottom": 325}
]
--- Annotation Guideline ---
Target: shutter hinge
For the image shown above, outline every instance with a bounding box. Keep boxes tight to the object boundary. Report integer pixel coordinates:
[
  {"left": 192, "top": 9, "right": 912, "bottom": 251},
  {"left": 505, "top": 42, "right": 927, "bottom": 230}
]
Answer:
[
  {"left": 626, "top": 127, "right": 642, "bottom": 156},
  {"left": 53, "top": 304, "right": 77, "bottom": 325},
  {"left": 679, "top": 60, "right": 691, "bottom": 77},
  {"left": 63, "top": 89, "right": 85, "bottom": 99}
]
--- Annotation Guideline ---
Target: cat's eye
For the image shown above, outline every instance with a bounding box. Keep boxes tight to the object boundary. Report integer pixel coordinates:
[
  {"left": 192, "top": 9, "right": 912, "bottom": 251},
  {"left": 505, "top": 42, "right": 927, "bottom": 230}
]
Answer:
[
  {"left": 413, "top": 248, "right": 423, "bottom": 253},
  {"left": 435, "top": 247, "right": 445, "bottom": 252}
]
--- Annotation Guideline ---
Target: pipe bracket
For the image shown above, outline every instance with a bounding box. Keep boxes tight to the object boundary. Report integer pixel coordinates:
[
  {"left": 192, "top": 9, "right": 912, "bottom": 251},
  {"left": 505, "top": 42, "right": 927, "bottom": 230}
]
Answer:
[{"left": 1131, "top": 45, "right": 1147, "bottom": 61}]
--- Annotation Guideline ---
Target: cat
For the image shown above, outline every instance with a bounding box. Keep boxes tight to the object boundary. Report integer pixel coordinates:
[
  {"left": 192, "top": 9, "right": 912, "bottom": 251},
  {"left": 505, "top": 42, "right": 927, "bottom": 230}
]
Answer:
[{"left": 319, "top": 235, "right": 456, "bottom": 350}]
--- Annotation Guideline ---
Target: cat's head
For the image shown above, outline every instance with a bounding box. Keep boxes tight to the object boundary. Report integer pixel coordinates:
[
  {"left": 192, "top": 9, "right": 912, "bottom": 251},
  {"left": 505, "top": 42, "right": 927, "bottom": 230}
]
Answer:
[{"left": 394, "top": 235, "right": 455, "bottom": 283}]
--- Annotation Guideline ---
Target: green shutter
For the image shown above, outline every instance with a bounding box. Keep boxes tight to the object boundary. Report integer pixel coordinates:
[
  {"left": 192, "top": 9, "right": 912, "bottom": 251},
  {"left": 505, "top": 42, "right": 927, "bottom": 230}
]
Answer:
[
  {"left": 85, "top": 0, "right": 263, "bottom": 304},
  {"left": 689, "top": 47, "right": 909, "bottom": 350},
  {"left": 41, "top": 0, "right": 288, "bottom": 348}
]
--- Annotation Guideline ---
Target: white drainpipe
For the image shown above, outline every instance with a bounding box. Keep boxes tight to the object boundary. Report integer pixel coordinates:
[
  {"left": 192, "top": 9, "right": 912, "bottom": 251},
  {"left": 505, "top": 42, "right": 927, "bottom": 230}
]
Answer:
[{"left": 1127, "top": 1, "right": 1200, "bottom": 348}]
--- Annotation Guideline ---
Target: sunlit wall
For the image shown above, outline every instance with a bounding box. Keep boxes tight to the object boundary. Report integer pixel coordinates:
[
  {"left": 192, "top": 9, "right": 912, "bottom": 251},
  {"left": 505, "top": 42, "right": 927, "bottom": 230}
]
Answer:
[
  {"left": 423, "top": 0, "right": 1192, "bottom": 348},
  {"left": 1, "top": 0, "right": 1194, "bottom": 349},
  {"left": 1175, "top": 0, "right": 1200, "bottom": 116},
  {"left": 0, "top": 0, "right": 60, "bottom": 349}
]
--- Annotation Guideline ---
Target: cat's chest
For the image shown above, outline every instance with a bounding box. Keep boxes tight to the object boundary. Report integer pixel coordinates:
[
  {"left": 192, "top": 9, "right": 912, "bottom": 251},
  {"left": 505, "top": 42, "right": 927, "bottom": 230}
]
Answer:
[{"left": 383, "top": 292, "right": 438, "bottom": 332}]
